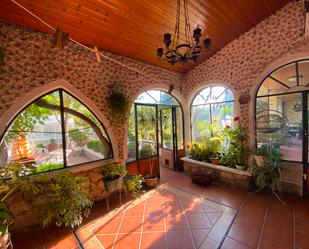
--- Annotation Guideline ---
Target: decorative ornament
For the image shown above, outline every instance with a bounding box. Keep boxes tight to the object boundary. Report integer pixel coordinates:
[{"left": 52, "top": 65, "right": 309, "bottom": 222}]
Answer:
[
  {"left": 168, "top": 84, "right": 174, "bottom": 94},
  {"left": 107, "top": 89, "right": 130, "bottom": 127},
  {"left": 292, "top": 102, "right": 302, "bottom": 112},
  {"left": 156, "top": 0, "right": 211, "bottom": 65},
  {"left": 239, "top": 94, "right": 251, "bottom": 105},
  {"left": 53, "top": 27, "right": 69, "bottom": 48}
]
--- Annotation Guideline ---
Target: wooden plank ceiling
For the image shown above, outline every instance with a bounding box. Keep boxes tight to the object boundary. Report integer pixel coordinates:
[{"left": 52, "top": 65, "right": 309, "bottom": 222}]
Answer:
[{"left": 0, "top": 0, "right": 291, "bottom": 73}]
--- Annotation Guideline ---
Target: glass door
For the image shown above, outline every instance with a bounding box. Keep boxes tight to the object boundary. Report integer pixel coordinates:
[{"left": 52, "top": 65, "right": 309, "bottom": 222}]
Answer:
[
  {"left": 160, "top": 106, "right": 184, "bottom": 171},
  {"left": 304, "top": 92, "right": 309, "bottom": 194},
  {"left": 135, "top": 103, "right": 159, "bottom": 176}
]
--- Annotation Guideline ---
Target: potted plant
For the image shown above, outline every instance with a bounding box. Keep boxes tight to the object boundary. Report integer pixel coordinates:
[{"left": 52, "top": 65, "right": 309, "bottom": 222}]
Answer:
[
  {"left": 251, "top": 143, "right": 282, "bottom": 193},
  {"left": 102, "top": 164, "right": 127, "bottom": 192},
  {"left": 254, "top": 144, "right": 281, "bottom": 167},
  {"left": 188, "top": 142, "right": 208, "bottom": 162},
  {"left": 206, "top": 136, "right": 223, "bottom": 165},
  {"left": 223, "top": 124, "right": 247, "bottom": 169},
  {"left": 124, "top": 174, "right": 144, "bottom": 193},
  {"left": 0, "top": 161, "right": 93, "bottom": 227},
  {"left": 145, "top": 155, "right": 158, "bottom": 188},
  {"left": 0, "top": 161, "right": 93, "bottom": 248}
]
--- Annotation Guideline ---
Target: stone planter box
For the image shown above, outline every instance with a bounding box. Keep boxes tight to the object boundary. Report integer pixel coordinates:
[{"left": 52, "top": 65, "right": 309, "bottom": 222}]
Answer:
[{"left": 181, "top": 156, "right": 251, "bottom": 189}]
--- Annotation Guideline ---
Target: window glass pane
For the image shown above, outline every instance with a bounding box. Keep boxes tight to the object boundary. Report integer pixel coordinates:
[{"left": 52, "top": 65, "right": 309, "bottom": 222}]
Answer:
[
  {"left": 191, "top": 86, "right": 235, "bottom": 141},
  {"left": 211, "top": 102, "right": 234, "bottom": 130},
  {"left": 161, "top": 109, "right": 173, "bottom": 149},
  {"left": 0, "top": 91, "right": 64, "bottom": 173},
  {"left": 256, "top": 93, "right": 302, "bottom": 162},
  {"left": 257, "top": 77, "right": 290, "bottom": 96},
  {"left": 191, "top": 105, "right": 211, "bottom": 141},
  {"left": 127, "top": 106, "right": 136, "bottom": 162},
  {"left": 136, "top": 105, "right": 157, "bottom": 159},
  {"left": 298, "top": 61, "right": 309, "bottom": 86},
  {"left": 62, "top": 92, "right": 112, "bottom": 166},
  {"left": 135, "top": 92, "right": 157, "bottom": 104},
  {"left": 176, "top": 107, "right": 183, "bottom": 149},
  {"left": 135, "top": 90, "right": 179, "bottom": 106},
  {"left": 270, "top": 63, "right": 297, "bottom": 88},
  {"left": 192, "top": 94, "right": 205, "bottom": 106},
  {"left": 160, "top": 92, "right": 179, "bottom": 106}
]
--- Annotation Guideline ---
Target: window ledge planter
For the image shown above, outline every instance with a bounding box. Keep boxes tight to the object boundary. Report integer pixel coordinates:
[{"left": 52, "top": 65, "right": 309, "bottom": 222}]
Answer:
[
  {"left": 104, "top": 176, "right": 125, "bottom": 193},
  {"left": 181, "top": 156, "right": 251, "bottom": 189}
]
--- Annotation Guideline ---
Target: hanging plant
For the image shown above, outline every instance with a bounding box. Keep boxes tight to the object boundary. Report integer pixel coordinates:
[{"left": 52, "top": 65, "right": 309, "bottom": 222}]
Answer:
[{"left": 107, "top": 90, "right": 130, "bottom": 127}]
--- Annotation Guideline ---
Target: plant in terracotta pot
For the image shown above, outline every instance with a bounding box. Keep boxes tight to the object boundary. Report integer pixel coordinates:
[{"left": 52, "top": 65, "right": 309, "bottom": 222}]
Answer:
[
  {"left": 252, "top": 147, "right": 282, "bottom": 193},
  {"left": 254, "top": 144, "right": 281, "bottom": 167},
  {"left": 101, "top": 164, "right": 127, "bottom": 193},
  {"left": 205, "top": 136, "right": 223, "bottom": 165},
  {"left": 124, "top": 174, "right": 144, "bottom": 193},
  {"left": 222, "top": 119, "right": 247, "bottom": 169},
  {"left": 144, "top": 155, "right": 158, "bottom": 188}
]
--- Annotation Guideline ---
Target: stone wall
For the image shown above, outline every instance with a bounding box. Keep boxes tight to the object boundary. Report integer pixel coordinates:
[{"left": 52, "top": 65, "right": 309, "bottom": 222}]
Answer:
[{"left": 0, "top": 21, "right": 184, "bottom": 161}]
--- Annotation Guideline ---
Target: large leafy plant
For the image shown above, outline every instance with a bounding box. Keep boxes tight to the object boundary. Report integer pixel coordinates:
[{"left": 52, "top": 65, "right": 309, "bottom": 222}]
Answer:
[
  {"left": 252, "top": 144, "right": 282, "bottom": 192},
  {"left": 188, "top": 142, "right": 208, "bottom": 161},
  {"left": 101, "top": 164, "right": 127, "bottom": 181},
  {"left": 40, "top": 172, "right": 93, "bottom": 228},
  {"left": 222, "top": 126, "right": 246, "bottom": 167},
  {"left": 0, "top": 161, "right": 93, "bottom": 231}
]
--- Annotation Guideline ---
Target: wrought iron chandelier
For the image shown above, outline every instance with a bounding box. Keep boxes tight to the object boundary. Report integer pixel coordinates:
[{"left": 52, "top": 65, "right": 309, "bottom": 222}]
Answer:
[{"left": 156, "top": 0, "right": 211, "bottom": 65}]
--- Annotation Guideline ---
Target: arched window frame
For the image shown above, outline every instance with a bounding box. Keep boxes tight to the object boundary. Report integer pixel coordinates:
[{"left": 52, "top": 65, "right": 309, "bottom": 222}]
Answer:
[
  {"left": 190, "top": 85, "right": 235, "bottom": 141},
  {"left": 0, "top": 88, "right": 114, "bottom": 172},
  {"left": 255, "top": 59, "right": 309, "bottom": 163}
]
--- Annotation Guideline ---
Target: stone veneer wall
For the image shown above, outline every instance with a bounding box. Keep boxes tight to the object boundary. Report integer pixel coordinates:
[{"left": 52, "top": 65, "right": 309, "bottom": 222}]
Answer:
[{"left": 0, "top": 21, "right": 184, "bottom": 161}]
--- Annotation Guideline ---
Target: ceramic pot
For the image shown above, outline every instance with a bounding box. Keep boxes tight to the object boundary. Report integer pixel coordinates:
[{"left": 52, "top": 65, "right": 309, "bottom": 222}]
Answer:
[
  {"left": 235, "top": 164, "right": 246, "bottom": 170},
  {"left": 254, "top": 155, "right": 266, "bottom": 167},
  {"left": 210, "top": 158, "right": 220, "bottom": 165},
  {"left": 145, "top": 177, "right": 158, "bottom": 188}
]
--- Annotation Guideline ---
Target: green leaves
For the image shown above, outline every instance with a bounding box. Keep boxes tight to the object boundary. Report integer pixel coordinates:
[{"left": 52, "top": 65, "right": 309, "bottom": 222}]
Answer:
[
  {"left": 102, "top": 164, "right": 127, "bottom": 181},
  {"left": 40, "top": 172, "right": 93, "bottom": 228},
  {"left": 0, "top": 161, "right": 93, "bottom": 230},
  {"left": 0, "top": 202, "right": 11, "bottom": 234}
]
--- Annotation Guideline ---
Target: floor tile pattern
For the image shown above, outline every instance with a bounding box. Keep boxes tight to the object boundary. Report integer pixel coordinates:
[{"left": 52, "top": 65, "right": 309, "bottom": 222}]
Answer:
[
  {"left": 11, "top": 166, "right": 309, "bottom": 249},
  {"left": 77, "top": 186, "right": 237, "bottom": 249}
]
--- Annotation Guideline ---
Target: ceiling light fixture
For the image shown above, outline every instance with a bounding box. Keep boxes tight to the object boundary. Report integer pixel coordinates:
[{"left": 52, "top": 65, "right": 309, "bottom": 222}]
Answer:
[
  {"left": 156, "top": 0, "right": 211, "bottom": 65},
  {"left": 288, "top": 75, "right": 303, "bottom": 82}
]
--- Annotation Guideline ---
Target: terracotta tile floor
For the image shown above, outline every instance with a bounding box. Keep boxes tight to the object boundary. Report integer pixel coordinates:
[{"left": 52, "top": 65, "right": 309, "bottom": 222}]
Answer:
[
  {"left": 75, "top": 185, "right": 236, "bottom": 249},
  {"left": 11, "top": 166, "right": 309, "bottom": 249}
]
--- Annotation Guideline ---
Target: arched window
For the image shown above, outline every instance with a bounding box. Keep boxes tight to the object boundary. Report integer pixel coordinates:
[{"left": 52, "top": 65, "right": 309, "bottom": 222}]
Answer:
[
  {"left": 256, "top": 59, "right": 309, "bottom": 162},
  {"left": 191, "top": 85, "right": 234, "bottom": 141},
  {"left": 0, "top": 89, "right": 113, "bottom": 172}
]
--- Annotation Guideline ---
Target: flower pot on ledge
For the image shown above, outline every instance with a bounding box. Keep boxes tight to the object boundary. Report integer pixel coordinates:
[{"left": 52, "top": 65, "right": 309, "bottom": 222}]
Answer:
[
  {"left": 209, "top": 157, "right": 220, "bottom": 165},
  {"left": 145, "top": 177, "right": 158, "bottom": 188},
  {"left": 235, "top": 164, "right": 246, "bottom": 170}
]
